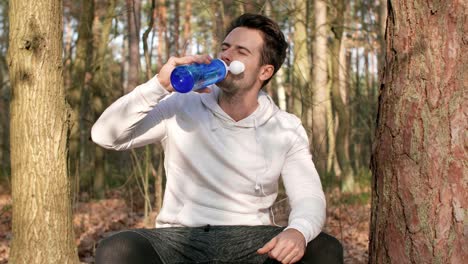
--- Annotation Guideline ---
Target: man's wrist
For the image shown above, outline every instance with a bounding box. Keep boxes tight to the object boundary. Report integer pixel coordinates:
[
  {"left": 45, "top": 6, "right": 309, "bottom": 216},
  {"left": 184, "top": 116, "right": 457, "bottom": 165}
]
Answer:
[{"left": 284, "top": 227, "right": 307, "bottom": 245}]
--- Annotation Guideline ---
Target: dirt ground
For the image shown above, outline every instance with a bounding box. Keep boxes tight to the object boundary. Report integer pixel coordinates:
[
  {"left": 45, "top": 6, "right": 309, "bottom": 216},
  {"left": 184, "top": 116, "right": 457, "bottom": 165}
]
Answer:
[{"left": 0, "top": 188, "right": 369, "bottom": 263}]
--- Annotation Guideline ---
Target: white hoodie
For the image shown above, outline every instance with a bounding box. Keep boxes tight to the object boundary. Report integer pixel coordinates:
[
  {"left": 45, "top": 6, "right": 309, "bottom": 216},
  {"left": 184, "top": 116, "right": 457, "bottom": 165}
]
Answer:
[{"left": 91, "top": 76, "right": 326, "bottom": 243}]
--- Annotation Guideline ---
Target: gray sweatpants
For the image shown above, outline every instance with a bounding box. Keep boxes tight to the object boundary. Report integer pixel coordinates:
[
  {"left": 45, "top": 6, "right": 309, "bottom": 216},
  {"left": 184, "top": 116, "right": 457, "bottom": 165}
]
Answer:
[
  {"left": 132, "top": 225, "right": 284, "bottom": 264},
  {"left": 113, "top": 225, "right": 345, "bottom": 264}
]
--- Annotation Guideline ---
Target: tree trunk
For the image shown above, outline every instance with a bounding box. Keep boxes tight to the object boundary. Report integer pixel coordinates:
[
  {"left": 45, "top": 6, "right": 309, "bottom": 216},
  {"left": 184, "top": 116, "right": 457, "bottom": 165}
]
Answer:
[
  {"left": 182, "top": 0, "right": 192, "bottom": 55},
  {"left": 330, "top": 0, "right": 354, "bottom": 191},
  {"left": 153, "top": 145, "right": 164, "bottom": 213},
  {"left": 212, "top": 1, "right": 225, "bottom": 58},
  {"left": 8, "top": 0, "right": 79, "bottom": 262},
  {"left": 369, "top": 1, "right": 467, "bottom": 263},
  {"left": 76, "top": 0, "right": 94, "bottom": 198},
  {"left": 0, "top": 63, "right": 8, "bottom": 179},
  {"left": 91, "top": 0, "right": 117, "bottom": 199},
  {"left": 292, "top": 0, "right": 311, "bottom": 126},
  {"left": 222, "top": 0, "right": 238, "bottom": 29},
  {"left": 173, "top": 0, "right": 180, "bottom": 55},
  {"left": 125, "top": 0, "right": 141, "bottom": 92},
  {"left": 157, "top": 0, "right": 167, "bottom": 70},
  {"left": 143, "top": 0, "right": 156, "bottom": 80},
  {"left": 377, "top": 0, "right": 387, "bottom": 77},
  {"left": 0, "top": 2, "right": 8, "bottom": 179},
  {"left": 311, "top": 0, "right": 329, "bottom": 176}
]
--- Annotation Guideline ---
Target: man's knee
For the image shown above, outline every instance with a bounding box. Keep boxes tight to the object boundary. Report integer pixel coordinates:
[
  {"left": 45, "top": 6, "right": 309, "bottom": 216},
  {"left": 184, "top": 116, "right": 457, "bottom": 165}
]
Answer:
[
  {"left": 95, "top": 231, "right": 159, "bottom": 264},
  {"left": 318, "top": 233, "right": 343, "bottom": 256},
  {"left": 302, "top": 232, "right": 344, "bottom": 264}
]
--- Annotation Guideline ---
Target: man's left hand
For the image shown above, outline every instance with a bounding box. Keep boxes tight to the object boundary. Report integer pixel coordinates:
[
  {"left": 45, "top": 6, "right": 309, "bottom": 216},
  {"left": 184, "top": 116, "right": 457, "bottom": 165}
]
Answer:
[{"left": 257, "top": 228, "right": 306, "bottom": 264}]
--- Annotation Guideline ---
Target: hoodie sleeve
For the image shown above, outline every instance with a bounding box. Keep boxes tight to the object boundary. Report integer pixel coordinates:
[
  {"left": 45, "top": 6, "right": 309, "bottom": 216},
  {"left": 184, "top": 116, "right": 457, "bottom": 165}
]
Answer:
[
  {"left": 281, "top": 123, "right": 326, "bottom": 243},
  {"left": 91, "top": 75, "right": 175, "bottom": 151}
]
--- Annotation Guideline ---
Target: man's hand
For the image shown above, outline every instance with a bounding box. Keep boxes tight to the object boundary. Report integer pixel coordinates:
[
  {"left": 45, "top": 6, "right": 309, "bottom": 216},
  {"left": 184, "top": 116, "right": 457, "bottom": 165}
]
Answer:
[
  {"left": 257, "top": 229, "right": 306, "bottom": 264},
  {"left": 157, "top": 54, "right": 212, "bottom": 93}
]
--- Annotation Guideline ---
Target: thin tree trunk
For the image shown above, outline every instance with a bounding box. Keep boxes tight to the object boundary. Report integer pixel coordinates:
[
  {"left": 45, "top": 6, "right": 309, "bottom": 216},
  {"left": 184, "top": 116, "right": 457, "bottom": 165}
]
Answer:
[
  {"left": 292, "top": 0, "right": 310, "bottom": 122},
  {"left": 311, "top": 0, "right": 329, "bottom": 176},
  {"left": 153, "top": 145, "right": 164, "bottom": 213},
  {"left": 222, "top": 0, "right": 237, "bottom": 29},
  {"left": 182, "top": 0, "right": 192, "bottom": 55},
  {"left": 8, "top": 0, "right": 79, "bottom": 262},
  {"left": 0, "top": 2, "right": 9, "bottom": 179},
  {"left": 125, "top": 0, "right": 141, "bottom": 92},
  {"left": 212, "top": 1, "right": 225, "bottom": 57},
  {"left": 63, "top": 17, "right": 73, "bottom": 96},
  {"left": 360, "top": 0, "right": 373, "bottom": 171},
  {"left": 173, "top": 0, "right": 180, "bottom": 55},
  {"left": 345, "top": 46, "right": 356, "bottom": 175},
  {"left": 369, "top": 0, "right": 467, "bottom": 263},
  {"left": 0, "top": 54, "right": 7, "bottom": 178},
  {"left": 77, "top": 0, "right": 94, "bottom": 198},
  {"left": 143, "top": 0, "right": 156, "bottom": 80},
  {"left": 377, "top": 0, "right": 387, "bottom": 77},
  {"left": 275, "top": 67, "right": 287, "bottom": 111},
  {"left": 325, "top": 62, "right": 335, "bottom": 175},
  {"left": 157, "top": 0, "right": 167, "bottom": 69},
  {"left": 353, "top": 47, "right": 362, "bottom": 170},
  {"left": 92, "top": 0, "right": 117, "bottom": 199},
  {"left": 330, "top": 0, "right": 354, "bottom": 192}
]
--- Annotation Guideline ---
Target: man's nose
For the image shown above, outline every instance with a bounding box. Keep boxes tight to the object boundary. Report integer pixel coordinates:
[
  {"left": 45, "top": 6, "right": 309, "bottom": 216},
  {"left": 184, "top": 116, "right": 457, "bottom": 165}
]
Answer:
[{"left": 220, "top": 49, "right": 233, "bottom": 63}]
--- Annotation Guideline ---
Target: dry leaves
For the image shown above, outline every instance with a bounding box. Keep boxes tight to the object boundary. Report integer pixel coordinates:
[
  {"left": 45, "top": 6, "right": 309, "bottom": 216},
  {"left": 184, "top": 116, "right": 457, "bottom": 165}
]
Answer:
[{"left": 0, "top": 189, "right": 370, "bottom": 263}]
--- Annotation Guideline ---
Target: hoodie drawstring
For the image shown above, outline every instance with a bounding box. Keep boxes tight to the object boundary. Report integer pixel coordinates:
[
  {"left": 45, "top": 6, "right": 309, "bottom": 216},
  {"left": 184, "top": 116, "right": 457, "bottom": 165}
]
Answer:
[{"left": 254, "top": 118, "right": 261, "bottom": 191}]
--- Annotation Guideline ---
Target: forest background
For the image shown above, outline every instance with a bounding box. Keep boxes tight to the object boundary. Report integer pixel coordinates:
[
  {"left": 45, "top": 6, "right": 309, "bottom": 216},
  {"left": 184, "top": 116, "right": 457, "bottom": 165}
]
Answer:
[{"left": 2, "top": 0, "right": 384, "bottom": 263}]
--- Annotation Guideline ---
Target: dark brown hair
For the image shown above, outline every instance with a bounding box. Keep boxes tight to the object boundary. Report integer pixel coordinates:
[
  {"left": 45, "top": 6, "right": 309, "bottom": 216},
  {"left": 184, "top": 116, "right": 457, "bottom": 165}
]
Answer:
[{"left": 225, "top": 13, "right": 288, "bottom": 86}]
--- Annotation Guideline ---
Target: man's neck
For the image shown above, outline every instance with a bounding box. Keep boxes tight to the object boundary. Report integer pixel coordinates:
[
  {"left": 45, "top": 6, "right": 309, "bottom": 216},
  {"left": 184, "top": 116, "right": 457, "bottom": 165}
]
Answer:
[{"left": 218, "top": 89, "right": 259, "bottom": 122}]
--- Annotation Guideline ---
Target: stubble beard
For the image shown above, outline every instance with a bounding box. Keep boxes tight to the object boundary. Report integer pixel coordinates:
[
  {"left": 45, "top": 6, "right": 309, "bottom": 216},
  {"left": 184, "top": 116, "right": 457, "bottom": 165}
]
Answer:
[{"left": 216, "top": 75, "right": 242, "bottom": 95}]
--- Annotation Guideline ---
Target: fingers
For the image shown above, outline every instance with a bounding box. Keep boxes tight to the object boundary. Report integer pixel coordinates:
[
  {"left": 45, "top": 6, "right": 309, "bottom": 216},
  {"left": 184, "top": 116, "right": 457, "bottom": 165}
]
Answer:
[
  {"left": 280, "top": 247, "right": 303, "bottom": 264},
  {"left": 257, "top": 237, "right": 277, "bottom": 255},
  {"left": 158, "top": 54, "right": 212, "bottom": 91},
  {"left": 288, "top": 253, "right": 304, "bottom": 264},
  {"left": 258, "top": 230, "right": 306, "bottom": 264},
  {"left": 268, "top": 245, "right": 288, "bottom": 263}
]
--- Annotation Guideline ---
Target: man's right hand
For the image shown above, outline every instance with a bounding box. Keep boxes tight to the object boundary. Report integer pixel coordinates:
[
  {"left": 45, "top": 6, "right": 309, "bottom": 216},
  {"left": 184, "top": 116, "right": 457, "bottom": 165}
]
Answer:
[{"left": 157, "top": 54, "right": 213, "bottom": 93}]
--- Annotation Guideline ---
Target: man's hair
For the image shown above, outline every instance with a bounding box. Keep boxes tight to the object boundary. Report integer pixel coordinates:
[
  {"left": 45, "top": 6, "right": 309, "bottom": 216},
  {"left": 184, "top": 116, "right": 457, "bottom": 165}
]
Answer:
[{"left": 225, "top": 13, "right": 288, "bottom": 86}]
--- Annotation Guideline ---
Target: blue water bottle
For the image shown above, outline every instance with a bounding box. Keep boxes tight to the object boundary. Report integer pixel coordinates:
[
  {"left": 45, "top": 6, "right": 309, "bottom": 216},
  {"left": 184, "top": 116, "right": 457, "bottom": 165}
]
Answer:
[{"left": 170, "top": 59, "right": 228, "bottom": 93}]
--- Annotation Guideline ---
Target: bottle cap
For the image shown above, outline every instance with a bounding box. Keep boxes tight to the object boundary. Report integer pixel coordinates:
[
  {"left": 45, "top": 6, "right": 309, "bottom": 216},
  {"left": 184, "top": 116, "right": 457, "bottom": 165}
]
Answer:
[{"left": 228, "top": 61, "right": 245, "bottom": 75}]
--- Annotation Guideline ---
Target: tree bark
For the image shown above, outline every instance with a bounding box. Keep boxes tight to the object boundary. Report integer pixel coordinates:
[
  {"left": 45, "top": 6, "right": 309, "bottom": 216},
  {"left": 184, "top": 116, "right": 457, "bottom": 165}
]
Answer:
[
  {"left": 369, "top": 0, "right": 467, "bottom": 263},
  {"left": 8, "top": 0, "right": 79, "bottom": 262}
]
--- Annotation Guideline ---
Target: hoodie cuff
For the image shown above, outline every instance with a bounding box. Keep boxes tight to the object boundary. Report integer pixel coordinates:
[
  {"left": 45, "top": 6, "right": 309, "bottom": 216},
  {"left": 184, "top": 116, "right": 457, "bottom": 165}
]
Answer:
[{"left": 285, "top": 218, "right": 320, "bottom": 244}]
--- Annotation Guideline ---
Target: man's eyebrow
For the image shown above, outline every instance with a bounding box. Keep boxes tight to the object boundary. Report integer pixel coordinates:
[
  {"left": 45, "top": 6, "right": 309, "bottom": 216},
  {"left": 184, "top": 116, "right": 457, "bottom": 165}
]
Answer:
[{"left": 221, "top": 42, "right": 252, "bottom": 54}]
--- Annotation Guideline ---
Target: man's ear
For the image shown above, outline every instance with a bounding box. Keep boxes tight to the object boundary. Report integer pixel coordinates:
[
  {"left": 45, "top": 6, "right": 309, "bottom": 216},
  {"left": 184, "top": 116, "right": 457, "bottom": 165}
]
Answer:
[{"left": 259, "top": 64, "right": 274, "bottom": 82}]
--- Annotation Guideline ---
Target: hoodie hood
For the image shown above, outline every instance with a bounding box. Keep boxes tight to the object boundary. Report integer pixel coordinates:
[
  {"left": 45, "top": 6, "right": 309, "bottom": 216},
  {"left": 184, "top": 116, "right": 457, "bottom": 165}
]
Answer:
[{"left": 200, "top": 85, "right": 279, "bottom": 129}]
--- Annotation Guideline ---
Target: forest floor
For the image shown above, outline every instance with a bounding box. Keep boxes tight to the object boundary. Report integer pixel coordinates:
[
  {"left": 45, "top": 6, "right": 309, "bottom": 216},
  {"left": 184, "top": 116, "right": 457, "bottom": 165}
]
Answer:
[{"left": 0, "top": 186, "right": 370, "bottom": 263}]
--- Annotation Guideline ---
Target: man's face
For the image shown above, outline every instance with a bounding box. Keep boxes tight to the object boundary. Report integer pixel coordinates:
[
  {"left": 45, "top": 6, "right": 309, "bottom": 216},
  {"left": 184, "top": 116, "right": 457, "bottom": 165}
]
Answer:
[{"left": 216, "top": 27, "right": 271, "bottom": 93}]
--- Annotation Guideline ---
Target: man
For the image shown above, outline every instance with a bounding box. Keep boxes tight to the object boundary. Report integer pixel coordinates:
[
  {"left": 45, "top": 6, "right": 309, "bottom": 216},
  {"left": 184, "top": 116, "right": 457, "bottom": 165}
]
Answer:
[{"left": 92, "top": 13, "right": 343, "bottom": 264}]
